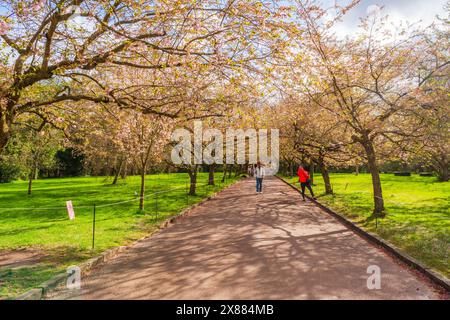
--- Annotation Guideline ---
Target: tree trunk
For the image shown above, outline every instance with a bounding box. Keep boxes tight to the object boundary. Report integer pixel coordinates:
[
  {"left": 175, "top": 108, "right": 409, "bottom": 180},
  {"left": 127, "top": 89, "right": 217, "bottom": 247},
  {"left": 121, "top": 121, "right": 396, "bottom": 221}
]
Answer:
[
  {"left": 0, "top": 106, "right": 13, "bottom": 153},
  {"left": 355, "top": 165, "right": 359, "bottom": 175},
  {"left": 112, "top": 159, "right": 123, "bottom": 185},
  {"left": 121, "top": 160, "right": 128, "bottom": 180},
  {"left": 188, "top": 166, "right": 198, "bottom": 195},
  {"left": 27, "top": 164, "right": 37, "bottom": 195},
  {"left": 228, "top": 165, "right": 232, "bottom": 178},
  {"left": 320, "top": 163, "right": 333, "bottom": 195},
  {"left": 309, "top": 161, "right": 315, "bottom": 184},
  {"left": 432, "top": 155, "right": 449, "bottom": 182},
  {"left": 234, "top": 164, "right": 241, "bottom": 177},
  {"left": 27, "top": 175, "right": 33, "bottom": 195},
  {"left": 437, "top": 165, "right": 449, "bottom": 182},
  {"left": 208, "top": 164, "right": 215, "bottom": 185},
  {"left": 0, "top": 132, "right": 8, "bottom": 153},
  {"left": 363, "top": 140, "right": 385, "bottom": 216},
  {"left": 221, "top": 164, "right": 227, "bottom": 183},
  {"left": 139, "top": 167, "right": 145, "bottom": 211}
]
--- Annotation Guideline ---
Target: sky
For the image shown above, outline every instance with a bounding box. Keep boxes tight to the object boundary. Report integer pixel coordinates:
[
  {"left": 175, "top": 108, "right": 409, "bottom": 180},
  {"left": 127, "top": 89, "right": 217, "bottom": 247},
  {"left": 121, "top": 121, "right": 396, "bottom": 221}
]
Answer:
[
  {"left": 328, "top": 0, "right": 448, "bottom": 37},
  {"left": 1, "top": 0, "right": 447, "bottom": 37}
]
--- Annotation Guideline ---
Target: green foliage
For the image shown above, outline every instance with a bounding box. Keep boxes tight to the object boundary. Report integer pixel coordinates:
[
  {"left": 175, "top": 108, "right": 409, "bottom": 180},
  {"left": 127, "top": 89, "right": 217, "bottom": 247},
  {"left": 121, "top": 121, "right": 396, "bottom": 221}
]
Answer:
[
  {"left": 55, "top": 148, "right": 84, "bottom": 177},
  {"left": 19, "top": 128, "right": 61, "bottom": 174},
  {"left": 2, "top": 123, "right": 63, "bottom": 181},
  {"left": 0, "top": 160, "right": 21, "bottom": 183}
]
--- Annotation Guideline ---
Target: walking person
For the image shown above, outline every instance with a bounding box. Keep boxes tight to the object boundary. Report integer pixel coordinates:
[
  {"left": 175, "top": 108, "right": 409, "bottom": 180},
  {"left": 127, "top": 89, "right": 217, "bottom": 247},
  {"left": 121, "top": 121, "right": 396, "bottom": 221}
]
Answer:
[
  {"left": 248, "top": 164, "right": 255, "bottom": 177},
  {"left": 297, "top": 164, "right": 316, "bottom": 201},
  {"left": 255, "top": 161, "right": 265, "bottom": 193}
]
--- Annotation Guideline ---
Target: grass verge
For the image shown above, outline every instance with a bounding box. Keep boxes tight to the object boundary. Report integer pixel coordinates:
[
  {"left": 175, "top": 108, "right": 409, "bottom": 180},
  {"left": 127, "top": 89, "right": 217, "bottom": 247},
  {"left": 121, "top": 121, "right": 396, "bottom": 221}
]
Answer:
[
  {"left": 279, "top": 173, "right": 449, "bottom": 278},
  {"left": 0, "top": 172, "right": 239, "bottom": 299}
]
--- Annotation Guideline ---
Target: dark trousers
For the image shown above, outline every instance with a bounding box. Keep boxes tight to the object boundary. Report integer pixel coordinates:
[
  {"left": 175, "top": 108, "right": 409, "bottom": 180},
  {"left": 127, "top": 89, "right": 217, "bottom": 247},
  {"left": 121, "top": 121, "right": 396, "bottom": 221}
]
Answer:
[
  {"left": 300, "top": 181, "right": 314, "bottom": 199},
  {"left": 256, "top": 178, "right": 263, "bottom": 192}
]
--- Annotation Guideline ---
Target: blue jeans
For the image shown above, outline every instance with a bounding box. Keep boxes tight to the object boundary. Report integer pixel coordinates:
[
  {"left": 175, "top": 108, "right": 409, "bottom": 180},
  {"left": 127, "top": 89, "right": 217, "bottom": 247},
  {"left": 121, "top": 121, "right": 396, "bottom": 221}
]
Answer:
[{"left": 256, "top": 178, "right": 263, "bottom": 192}]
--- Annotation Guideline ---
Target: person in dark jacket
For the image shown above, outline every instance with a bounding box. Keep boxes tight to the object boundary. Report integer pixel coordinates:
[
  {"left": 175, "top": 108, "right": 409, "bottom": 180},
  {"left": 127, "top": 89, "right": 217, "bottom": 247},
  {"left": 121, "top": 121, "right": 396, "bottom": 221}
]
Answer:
[{"left": 297, "top": 165, "right": 316, "bottom": 201}]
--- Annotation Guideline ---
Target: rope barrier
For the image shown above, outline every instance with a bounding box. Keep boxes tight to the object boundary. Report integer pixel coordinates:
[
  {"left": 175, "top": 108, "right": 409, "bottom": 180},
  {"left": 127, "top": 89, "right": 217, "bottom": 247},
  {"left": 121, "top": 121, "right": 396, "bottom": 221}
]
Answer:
[{"left": 0, "top": 182, "right": 212, "bottom": 211}]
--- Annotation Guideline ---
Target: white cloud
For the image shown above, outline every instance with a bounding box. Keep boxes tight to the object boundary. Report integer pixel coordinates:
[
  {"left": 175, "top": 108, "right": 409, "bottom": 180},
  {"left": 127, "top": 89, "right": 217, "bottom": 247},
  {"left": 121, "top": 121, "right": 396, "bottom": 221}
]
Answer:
[
  {"left": 330, "top": 0, "right": 447, "bottom": 38},
  {"left": 366, "top": 4, "right": 380, "bottom": 16}
]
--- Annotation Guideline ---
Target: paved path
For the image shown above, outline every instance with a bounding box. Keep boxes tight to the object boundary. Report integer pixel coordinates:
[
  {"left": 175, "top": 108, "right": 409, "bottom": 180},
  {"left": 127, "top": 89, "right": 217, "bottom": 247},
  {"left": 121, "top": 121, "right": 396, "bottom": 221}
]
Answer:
[{"left": 54, "top": 177, "right": 441, "bottom": 299}]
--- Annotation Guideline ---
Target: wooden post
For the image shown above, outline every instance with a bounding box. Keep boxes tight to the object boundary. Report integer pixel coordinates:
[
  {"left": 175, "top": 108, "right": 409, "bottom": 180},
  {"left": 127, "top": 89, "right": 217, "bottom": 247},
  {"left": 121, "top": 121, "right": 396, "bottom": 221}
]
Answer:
[{"left": 92, "top": 204, "right": 96, "bottom": 250}]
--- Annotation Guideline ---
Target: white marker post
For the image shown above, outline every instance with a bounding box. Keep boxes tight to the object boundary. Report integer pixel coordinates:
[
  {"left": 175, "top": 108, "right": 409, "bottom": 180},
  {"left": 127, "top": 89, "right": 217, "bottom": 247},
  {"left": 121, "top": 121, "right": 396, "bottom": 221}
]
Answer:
[{"left": 66, "top": 201, "right": 75, "bottom": 220}]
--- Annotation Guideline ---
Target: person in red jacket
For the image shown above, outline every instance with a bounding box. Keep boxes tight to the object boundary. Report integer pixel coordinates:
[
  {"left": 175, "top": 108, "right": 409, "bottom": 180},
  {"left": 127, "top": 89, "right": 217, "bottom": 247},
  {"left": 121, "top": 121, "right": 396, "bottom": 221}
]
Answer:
[{"left": 297, "top": 165, "right": 316, "bottom": 201}]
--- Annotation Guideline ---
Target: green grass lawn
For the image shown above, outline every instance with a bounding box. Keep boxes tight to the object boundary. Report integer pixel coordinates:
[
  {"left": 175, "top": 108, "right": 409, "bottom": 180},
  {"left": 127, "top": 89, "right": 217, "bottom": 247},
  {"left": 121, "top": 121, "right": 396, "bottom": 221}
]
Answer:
[
  {"left": 280, "top": 173, "right": 450, "bottom": 278},
  {"left": 0, "top": 173, "right": 239, "bottom": 299}
]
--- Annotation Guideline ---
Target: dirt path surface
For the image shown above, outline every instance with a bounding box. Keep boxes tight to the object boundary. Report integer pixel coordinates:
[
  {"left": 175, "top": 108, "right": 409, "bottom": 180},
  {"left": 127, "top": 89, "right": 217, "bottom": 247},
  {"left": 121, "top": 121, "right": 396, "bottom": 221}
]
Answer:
[
  {"left": 52, "top": 177, "right": 442, "bottom": 299},
  {"left": 0, "top": 249, "right": 46, "bottom": 269}
]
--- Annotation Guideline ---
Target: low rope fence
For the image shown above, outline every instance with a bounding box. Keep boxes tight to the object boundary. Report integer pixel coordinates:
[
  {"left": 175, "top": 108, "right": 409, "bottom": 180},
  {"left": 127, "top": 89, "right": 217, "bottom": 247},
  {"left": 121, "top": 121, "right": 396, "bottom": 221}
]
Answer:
[{"left": 0, "top": 178, "right": 230, "bottom": 251}]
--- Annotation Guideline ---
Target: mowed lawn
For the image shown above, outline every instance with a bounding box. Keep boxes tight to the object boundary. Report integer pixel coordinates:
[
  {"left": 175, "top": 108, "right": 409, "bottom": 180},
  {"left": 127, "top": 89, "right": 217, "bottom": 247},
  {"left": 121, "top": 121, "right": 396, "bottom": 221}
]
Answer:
[
  {"left": 281, "top": 173, "right": 450, "bottom": 278},
  {"left": 0, "top": 173, "right": 239, "bottom": 298}
]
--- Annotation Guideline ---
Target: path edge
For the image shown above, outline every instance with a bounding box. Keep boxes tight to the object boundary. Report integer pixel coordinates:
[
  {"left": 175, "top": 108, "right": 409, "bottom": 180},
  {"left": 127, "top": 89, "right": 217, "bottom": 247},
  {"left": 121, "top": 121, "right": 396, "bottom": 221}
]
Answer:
[
  {"left": 15, "top": 178, "right": 243, "bottom": 300},
  {"left": 276, "top": 175, "right": 450, "bottom": 294}
]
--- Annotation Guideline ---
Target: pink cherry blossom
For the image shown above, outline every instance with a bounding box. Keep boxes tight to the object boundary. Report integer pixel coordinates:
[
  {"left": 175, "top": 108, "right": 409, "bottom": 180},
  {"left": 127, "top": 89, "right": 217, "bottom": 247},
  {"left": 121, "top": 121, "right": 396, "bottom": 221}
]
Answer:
[
  {"left": 31, "top": 0, "right": 45, "bottom": 12},
  {"left": 0, "top": 20, "right": 9, "bottom": 35}
]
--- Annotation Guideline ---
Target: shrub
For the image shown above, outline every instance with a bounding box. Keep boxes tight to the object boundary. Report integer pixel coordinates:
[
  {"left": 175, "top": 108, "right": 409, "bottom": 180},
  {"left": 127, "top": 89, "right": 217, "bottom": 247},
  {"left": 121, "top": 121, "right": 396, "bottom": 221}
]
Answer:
[
  {"left": 394, "top": 171, "right": 411, "bottom": 176},
  {"left": 419, "top": 172, "right": 434, "bottom": 177},
  {"left": 0, "top": 161, "right": 21, "bottom": 183}
]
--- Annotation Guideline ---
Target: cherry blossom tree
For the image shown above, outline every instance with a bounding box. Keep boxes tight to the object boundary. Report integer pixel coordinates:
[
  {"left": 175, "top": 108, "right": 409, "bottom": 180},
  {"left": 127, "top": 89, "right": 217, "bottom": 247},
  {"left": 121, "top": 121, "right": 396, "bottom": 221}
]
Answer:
[
  {"left": 284, "top": 2, "right": 446, "bottom": 216},
  {"left": 0, "top": 0, "right": 293, "bottom": 152}
]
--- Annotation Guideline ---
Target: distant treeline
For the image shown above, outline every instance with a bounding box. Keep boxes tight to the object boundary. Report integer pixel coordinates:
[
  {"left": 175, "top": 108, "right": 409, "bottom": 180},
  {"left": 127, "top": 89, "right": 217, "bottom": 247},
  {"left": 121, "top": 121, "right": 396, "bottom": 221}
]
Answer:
[{"left": 279, "top": 161, "right": 438, "bottom": 177}]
